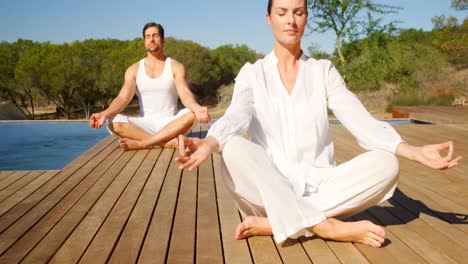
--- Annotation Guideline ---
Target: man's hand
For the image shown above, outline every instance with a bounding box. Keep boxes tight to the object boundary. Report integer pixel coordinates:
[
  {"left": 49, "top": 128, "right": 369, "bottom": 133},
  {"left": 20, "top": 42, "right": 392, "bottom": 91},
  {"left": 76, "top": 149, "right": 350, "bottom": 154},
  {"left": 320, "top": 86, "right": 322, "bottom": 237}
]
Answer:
[
  {"left": 194, "top": 106, "right": 210, "bottom": 124},
  {"left": 397, "top": 141, "right": 462, "bottom": 170},
  {"left": 175, "top": 135, "right": 218, "bottom": 170},
  {"left": 89, "top": 112, "right": 108, "bottom": 129}
]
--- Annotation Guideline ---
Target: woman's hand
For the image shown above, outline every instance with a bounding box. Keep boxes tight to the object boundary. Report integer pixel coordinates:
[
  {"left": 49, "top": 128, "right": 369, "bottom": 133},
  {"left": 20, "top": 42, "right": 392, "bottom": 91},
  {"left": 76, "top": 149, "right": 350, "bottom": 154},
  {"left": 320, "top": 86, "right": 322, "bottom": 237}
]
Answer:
[
  {"left": 397, "top": 141, "right": 462, "bottom": 170},
  {"left": 175, "top": 135, "right": 219, "bottom": 170}
]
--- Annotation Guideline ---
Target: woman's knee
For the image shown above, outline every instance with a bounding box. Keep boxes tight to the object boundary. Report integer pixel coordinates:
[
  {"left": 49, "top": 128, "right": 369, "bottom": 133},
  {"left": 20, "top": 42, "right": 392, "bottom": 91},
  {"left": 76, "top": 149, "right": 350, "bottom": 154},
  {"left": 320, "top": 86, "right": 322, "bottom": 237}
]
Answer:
[
  {"left": 223, "top": 136, "right": 265, "bottom": 159},
  {"left": 222, "top": 136, "right": 249, "bottom": 166},
  {"left": 374, "top": 150, "right": 400, "bottom": 183}
]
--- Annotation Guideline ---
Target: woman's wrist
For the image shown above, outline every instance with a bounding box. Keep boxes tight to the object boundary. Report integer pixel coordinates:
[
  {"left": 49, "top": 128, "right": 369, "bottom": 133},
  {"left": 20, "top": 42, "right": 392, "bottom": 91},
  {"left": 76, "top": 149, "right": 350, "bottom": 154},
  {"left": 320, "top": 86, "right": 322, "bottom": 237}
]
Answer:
[
  {"left": 396, "top": 142, "right": 419, "bottom": 162},
  {"left": 203, "top": 136, "right": 220, "bottom": 153}
]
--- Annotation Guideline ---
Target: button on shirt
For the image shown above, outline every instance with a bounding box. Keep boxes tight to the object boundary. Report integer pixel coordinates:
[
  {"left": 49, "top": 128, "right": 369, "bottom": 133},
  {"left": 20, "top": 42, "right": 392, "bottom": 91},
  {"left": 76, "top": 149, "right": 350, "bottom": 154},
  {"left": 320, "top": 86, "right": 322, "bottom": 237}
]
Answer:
[{"left": 207, "top": 52, "right": 403, "bottom": 196}]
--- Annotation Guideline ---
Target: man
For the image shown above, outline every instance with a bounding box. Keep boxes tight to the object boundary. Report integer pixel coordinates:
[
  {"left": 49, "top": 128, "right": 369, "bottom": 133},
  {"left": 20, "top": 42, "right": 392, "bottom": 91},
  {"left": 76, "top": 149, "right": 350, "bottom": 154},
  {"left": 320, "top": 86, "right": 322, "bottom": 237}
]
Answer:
[
  {"left": 175, "top": 0, "right": 462, "bottom": 247},
  {"left": 89, "top": 22, "right": 210, "bottom": 150}
]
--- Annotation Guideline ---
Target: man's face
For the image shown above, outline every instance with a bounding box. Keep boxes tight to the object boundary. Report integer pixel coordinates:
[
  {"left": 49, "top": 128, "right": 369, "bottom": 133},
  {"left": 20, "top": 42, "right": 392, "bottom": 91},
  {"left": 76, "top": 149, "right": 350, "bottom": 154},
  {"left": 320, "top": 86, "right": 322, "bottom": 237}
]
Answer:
[
  {"left": 144, "top": 26, "right": 164, "bottom": 53},
  {"left": 267, "top": 0, "right": 307, "bottom": 48}
]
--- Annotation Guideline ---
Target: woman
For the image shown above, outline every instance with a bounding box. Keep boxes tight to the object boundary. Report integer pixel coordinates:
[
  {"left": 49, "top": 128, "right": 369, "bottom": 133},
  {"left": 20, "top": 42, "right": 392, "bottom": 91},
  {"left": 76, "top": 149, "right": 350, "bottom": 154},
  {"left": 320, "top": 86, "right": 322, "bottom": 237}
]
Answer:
[{"left": 176, "top": 0, "right": 462, "bottom": 247}]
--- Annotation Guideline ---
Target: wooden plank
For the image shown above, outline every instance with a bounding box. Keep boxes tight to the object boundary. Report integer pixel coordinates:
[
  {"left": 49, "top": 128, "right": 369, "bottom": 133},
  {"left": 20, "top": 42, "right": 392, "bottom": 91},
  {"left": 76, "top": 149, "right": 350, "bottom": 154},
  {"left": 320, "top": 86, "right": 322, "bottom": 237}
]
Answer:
[
  {"left": 349, "top": 215, "right": 411, "bottom": 264},
  {"left": 248, "top": 236, "right": 283, "bottom": 264},
  {"left": 196, "top": 147, "right": 223, "bottom": 263},
  {"left": 354, "top": 210, "right": 426, "bottom": 264},
  {"left": 78, "top": 149, "right": 160, "bottom": 263},
  {"left": 396, "top": 182, "right": 468, "bottom": 234},
  {"left": 0, "top": 170, "right": 45, "bottom": 202},
  {"left": 0, "top": 136, "right": 116, "bottom": 234},
  {"left": 166, "top": 127, "right": 199, "bottom": 264},
  {"left": 0, "top": 147, "right": 128, "bottom": 263},
  {"left": 382, "top": 200, "right": 467, "bottom": 264},
  {"left": 46, "top": 150, "right": 148, "bottom": 264},
  {"left": 392, "top": 106, "right": 468, "bottom": 124},
  {"left": 108, "top": 148, "right": 173, "bottom": 264},
  {"left": 300, "top": 237, "right": 340, "bottom": 264},
  {"left": 391, "top": 192, "right": 468, "bottom": 250},
  {"left": 165, "top": 165, "right": 197, "bottom": 264},
  {"left": 0, "top": 170, "right": 59, "bottom": 217},
  {"left": 0, "top": 171, "right": 30, "bottom": 191},
  {"left": 213, "top": 153, "right": 252, "bottom": 264},
  {"left": 0, "top": 137, "right": 117, "bottom": 254},
  {"left": 331, "top": 125, "right": 468, "bottom": 233},
  {"left": 137, "top": 148, "right": 181, "bottom": 264},
  {"left": 327, "top": 241, "right": 370, "bottom": 264},
  {"left": 368, "top": 206, "right": 457, "bottom": 264},
  {"left": 394, "top": 125, "right": 467, "bottom": 178},
  {"left": 0, "top": 171, "right": 16, "bottom": 181},
  {"left": 275, "top": 239, "right": 312, "bottom": 264}
]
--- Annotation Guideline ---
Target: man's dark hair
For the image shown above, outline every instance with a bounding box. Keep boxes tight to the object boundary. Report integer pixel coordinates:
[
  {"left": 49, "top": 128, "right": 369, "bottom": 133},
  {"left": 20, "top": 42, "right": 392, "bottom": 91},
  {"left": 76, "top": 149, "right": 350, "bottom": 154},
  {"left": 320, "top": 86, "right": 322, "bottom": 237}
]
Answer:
[
  {"left": 142, "top": 22, "right": 165, "bottom": 39},
  {"left": 267, "top": 0, "right": 307, "bottom": 14}
]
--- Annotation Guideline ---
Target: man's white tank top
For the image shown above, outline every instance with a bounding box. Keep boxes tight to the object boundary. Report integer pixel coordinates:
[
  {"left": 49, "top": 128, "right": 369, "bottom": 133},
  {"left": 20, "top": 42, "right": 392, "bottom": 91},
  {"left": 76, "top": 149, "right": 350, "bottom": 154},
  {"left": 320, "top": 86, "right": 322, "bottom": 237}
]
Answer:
[{"left": 136, "top": 57, "right": 178, "bottom": 118}]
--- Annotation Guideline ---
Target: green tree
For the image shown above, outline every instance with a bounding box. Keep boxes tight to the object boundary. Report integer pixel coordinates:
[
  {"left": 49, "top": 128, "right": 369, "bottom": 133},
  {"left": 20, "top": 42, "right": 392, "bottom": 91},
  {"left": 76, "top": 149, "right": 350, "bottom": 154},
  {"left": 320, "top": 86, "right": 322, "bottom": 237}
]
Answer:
[
  {"left": 212, "top": 44, "right": 257, "bottom": 85},
  {"left": 16, "top": 43, "right": 80, "bottom": 119},
  {"left": 165, "top": 37, "right": 219, "bottom": 97},
  {"left": 307, "top": 42, "right": 332, "bottom": 60},
  {"left": 432, "top": 18, "right": 468, "bottom": 67},
  {"left": 307, "top": 0, "right": 400, "bottom": 65},
  {"left": 0, "top": 39, "right": 36, "bottom": 118},
  {"left": 451, "top": 0, "right": 468, "bottom": 11}
]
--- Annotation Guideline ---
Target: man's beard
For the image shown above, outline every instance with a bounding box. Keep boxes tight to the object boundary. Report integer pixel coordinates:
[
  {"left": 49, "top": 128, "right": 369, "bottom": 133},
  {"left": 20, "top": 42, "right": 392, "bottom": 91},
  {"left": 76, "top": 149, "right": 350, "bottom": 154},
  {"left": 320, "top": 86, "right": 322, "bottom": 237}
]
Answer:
[{"left": 147, "top": 45, "right": 160, "bottom": 52}]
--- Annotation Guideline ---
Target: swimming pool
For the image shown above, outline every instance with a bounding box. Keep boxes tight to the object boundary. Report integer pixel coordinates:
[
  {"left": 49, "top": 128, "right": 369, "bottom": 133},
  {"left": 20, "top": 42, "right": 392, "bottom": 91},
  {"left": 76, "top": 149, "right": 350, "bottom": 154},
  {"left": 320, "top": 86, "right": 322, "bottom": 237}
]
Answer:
[{"left": 0, "top": 122, "right": 109, "bottom": 170}]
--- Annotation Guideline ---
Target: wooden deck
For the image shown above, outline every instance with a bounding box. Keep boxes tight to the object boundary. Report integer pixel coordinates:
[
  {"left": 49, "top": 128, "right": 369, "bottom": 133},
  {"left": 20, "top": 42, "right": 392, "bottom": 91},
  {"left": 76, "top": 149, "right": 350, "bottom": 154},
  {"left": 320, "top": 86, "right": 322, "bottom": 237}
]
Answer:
[
  {"left": 392, "top": 106, "right": 468, "bottom": 127},
  {"left": 0, "top": 123, "right": 467, "bottom": 263}
]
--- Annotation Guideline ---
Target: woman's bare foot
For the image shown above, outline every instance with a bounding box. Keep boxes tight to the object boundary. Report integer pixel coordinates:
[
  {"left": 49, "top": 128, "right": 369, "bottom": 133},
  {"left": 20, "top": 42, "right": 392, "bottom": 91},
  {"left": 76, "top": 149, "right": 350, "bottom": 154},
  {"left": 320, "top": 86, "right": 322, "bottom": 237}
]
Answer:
[
  {"left": 119, "top": 138, "right": 146, "bottom": 151},
  {"left": 235, "top": 216, "right": 272, "bottom": 240},
  {"left": 310, "top": 218, "right": 386, "bottom": 247}
]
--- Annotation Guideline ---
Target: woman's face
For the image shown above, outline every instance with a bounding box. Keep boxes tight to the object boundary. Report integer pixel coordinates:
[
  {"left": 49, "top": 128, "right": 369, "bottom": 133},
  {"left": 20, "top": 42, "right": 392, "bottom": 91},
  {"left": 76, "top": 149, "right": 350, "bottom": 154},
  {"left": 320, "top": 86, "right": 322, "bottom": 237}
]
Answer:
[{"left": 267, "top": 0, "right": 308, "bottom": 48}]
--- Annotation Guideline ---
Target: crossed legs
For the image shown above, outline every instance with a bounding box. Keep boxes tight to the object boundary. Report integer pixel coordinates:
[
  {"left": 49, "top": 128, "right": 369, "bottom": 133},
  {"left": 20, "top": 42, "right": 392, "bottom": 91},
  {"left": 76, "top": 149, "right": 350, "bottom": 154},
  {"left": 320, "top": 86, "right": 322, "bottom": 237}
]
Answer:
[
  {"left": 221, "top": 136, "right": 399, "bottom": 247},
  {"left": 109, "top": 112, "right": 195, "bottom": 150}
]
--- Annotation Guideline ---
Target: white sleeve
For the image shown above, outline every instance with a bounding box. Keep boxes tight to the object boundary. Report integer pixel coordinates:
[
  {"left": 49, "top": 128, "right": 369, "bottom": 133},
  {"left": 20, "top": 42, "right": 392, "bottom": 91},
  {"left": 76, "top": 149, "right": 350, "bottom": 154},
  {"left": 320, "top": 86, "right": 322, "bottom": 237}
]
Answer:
[
  {"left": 207, "top": 63, "right": 254, "bottom": 150},
  {"left": 325, "top": 61, "right": 404, "bottom": 153}
]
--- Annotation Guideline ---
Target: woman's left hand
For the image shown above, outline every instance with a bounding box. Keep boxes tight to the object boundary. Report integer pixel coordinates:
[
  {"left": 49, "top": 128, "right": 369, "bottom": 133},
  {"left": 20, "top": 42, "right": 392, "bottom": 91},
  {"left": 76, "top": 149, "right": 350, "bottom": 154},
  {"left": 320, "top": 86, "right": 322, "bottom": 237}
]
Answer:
[{"left": 413, "top": 141, "right": 462, "bottom": 169}]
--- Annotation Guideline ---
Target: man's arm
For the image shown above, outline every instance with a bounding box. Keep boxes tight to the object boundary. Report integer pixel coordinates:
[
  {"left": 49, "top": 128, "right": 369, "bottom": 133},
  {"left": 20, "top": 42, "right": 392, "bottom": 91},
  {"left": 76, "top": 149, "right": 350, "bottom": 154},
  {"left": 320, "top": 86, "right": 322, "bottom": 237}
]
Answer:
[
  {"left": 171, "top": 60, "right": 210, "bottom": 123},
  {"left": 89, "top": 64, "right": 138, "bottom": 128}
]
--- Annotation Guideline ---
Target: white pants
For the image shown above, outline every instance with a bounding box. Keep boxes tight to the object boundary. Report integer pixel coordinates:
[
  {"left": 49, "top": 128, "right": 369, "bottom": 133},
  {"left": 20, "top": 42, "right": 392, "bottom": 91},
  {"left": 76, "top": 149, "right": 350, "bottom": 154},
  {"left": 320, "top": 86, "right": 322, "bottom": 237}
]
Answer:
[
  {"left": 107, "top": 108, "right": 191, "bottom": 135},
  {"left": 221, "top": 136, "right": 399, "bottom": 243}
]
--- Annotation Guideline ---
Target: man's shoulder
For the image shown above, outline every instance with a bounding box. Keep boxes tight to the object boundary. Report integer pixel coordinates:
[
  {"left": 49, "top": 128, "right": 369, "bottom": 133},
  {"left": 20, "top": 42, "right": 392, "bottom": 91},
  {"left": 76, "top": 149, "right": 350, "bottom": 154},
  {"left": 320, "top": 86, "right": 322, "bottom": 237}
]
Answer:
[
  {"left": 169, "top": 58, "right": 185, "bottom": 76},
  {"left": 169, "top": 58, "right": 183, "bottom": 68},
  {"left": 128, "top": 60, "right": 141, "bottom": 73}
]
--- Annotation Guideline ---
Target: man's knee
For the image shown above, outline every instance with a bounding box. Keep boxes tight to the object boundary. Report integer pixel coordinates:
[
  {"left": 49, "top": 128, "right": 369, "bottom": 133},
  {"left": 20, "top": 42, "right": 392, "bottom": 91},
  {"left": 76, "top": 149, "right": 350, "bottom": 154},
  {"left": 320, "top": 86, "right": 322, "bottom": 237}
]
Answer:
[
  {"left": 182, "top": 112, "right": 196, "bottom": 126},
  {"left": 108, "top": 122, "right": 127, "bottom": 135}
]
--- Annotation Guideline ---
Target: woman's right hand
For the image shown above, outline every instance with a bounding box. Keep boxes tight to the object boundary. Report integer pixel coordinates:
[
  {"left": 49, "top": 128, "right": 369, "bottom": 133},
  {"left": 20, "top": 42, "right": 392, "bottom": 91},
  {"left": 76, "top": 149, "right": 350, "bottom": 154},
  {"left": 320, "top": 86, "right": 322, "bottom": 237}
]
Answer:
[{"left": 175, "top": 135, "right": 219, "bottom": 170}]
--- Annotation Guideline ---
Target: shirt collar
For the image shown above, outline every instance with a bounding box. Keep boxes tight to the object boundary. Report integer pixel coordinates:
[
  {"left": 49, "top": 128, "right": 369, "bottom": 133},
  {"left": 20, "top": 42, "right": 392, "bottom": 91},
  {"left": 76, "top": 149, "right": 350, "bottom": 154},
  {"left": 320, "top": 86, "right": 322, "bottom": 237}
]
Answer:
[{"left": 268, "top": 50, "right": 309, "bottom": 64}]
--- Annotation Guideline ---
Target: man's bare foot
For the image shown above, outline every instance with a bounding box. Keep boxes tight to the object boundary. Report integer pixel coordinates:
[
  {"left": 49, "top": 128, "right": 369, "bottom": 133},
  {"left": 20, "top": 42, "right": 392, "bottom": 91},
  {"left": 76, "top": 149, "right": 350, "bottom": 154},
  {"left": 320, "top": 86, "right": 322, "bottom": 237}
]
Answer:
[
  {"left": 162, "top": 137, "right": 178, "bottom": 149},
  {"left": 310, "top": 218, "right": 385, "bottom": 248},
  {"left": 119, "top": 138, "right": 146, "bottom": 151},
  {"left": 235, "top": 216, "right": 272, "bottom": 240}
]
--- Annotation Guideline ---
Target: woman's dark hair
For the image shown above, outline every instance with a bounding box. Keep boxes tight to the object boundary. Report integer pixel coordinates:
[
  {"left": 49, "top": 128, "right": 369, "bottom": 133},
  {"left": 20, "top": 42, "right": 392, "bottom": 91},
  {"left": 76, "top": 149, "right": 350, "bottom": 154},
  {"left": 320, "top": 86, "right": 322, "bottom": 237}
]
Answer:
[
  {"left": 142, "top": 22, "right": 165, "bottom": 39},
  {"left": 267, "top": 0, "right": 307, "bottom": 14}
]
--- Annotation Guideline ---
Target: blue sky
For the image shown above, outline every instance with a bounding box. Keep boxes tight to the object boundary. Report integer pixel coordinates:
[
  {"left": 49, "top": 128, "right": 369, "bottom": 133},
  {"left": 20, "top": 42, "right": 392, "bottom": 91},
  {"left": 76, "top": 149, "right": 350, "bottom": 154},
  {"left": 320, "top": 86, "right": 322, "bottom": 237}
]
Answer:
[{"left": 0, "top": 0, "right": 466, "bottom": 54}]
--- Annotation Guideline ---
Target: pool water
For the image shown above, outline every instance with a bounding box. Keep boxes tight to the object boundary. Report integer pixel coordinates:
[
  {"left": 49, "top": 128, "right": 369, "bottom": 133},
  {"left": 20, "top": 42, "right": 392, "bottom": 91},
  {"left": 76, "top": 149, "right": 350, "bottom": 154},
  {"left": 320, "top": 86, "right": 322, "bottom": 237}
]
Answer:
[{"left": 0, "top": 122, "right": 109, "bottom": 170}]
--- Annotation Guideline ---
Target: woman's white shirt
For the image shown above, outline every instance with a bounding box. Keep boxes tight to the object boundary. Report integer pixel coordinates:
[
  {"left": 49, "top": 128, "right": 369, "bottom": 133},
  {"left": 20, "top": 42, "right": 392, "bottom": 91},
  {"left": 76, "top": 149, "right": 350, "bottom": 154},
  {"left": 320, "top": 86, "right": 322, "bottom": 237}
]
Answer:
[{"left": 207, "top": 52, "right": 403, "bottom": 196}]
